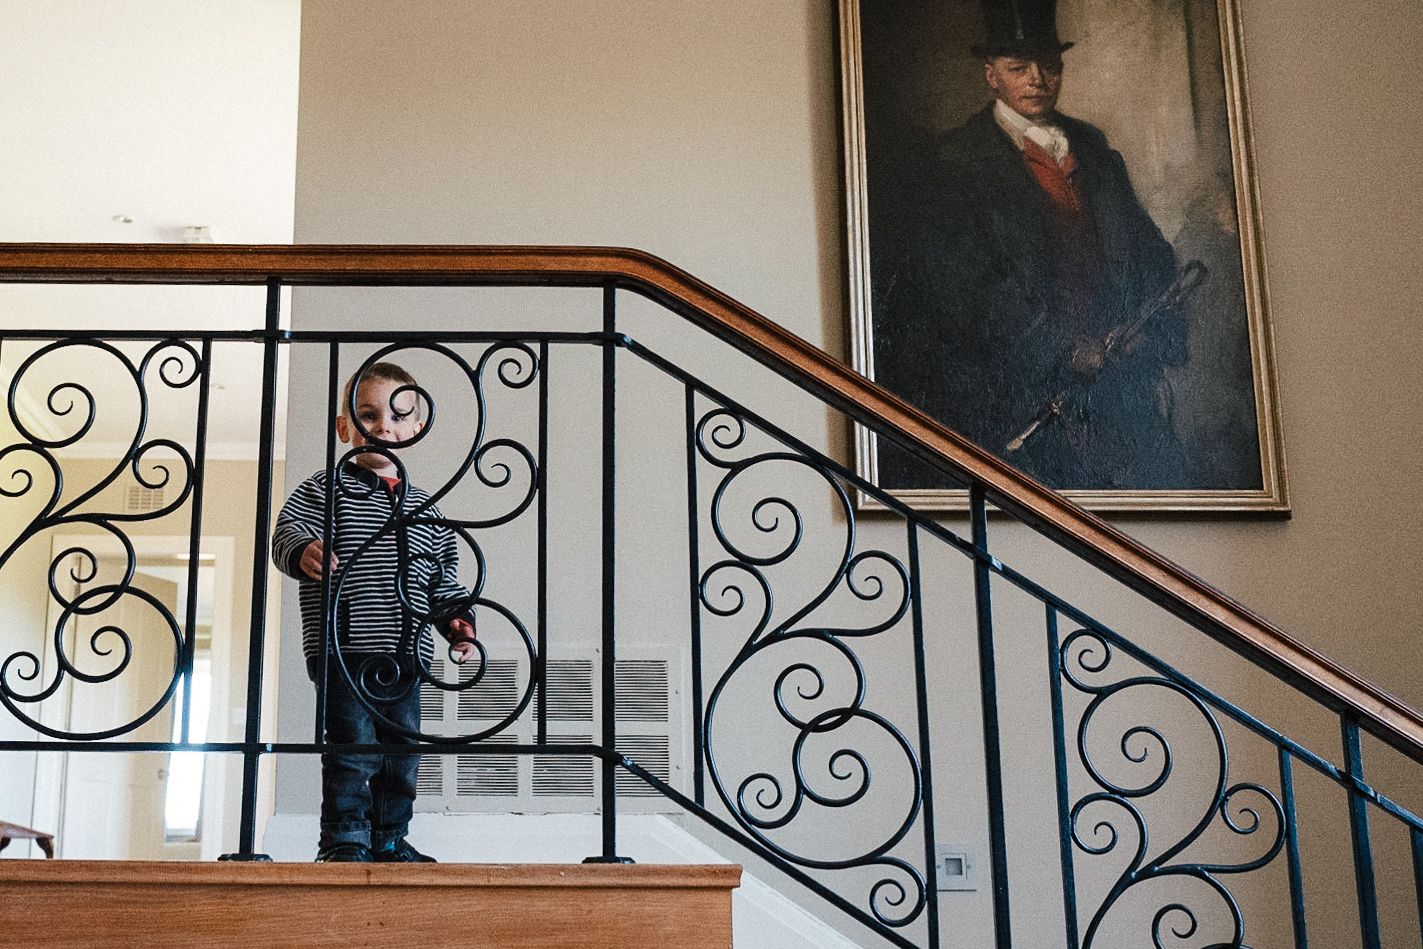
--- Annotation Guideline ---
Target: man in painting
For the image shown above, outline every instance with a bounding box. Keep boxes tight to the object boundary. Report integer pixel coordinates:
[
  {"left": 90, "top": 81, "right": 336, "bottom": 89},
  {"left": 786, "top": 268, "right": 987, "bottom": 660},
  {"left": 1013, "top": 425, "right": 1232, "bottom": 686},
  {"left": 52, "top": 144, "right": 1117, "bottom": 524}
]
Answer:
[{"left": 878, "top": 0, "right": 1189, "bottom": 489}]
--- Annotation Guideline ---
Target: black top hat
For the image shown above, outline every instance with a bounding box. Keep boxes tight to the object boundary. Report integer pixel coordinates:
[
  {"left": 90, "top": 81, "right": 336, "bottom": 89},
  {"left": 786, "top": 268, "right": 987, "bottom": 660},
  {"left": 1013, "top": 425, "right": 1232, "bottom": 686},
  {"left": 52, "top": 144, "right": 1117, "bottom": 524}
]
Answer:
[{"left": 972, "top": 0, "right": 1074, "bottom": 59}]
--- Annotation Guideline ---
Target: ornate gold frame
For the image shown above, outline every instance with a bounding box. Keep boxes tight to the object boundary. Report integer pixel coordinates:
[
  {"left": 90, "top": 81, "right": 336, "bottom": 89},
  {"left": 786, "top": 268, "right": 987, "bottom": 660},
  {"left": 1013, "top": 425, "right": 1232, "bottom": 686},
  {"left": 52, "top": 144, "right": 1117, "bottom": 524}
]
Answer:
[{"left": 840, "top": 0, "right": 1288, "bottom": 514}]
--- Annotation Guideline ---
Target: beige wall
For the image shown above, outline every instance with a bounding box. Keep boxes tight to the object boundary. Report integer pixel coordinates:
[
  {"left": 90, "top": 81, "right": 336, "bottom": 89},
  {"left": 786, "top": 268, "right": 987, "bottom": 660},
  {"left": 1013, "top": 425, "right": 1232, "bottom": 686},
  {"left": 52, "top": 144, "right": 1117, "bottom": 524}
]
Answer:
[
  {"left": 294, "top": 0, "right": 1422, "bottom": 702},
  {"left": 1132, "top": 0, "right": 1423, "bottom": 705},
  {"left": 291, "top": 0, "right": 1421, "bottom": 944}
]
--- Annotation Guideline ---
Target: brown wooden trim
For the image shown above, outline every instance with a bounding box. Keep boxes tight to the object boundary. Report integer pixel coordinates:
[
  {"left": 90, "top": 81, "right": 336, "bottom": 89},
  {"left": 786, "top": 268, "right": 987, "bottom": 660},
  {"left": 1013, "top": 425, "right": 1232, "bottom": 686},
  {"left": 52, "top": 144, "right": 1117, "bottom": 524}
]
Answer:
[
  {"left": 0, "top": 860, "right": 739, "bottom": 949},
  {"left": 0, "top": 859, "right": 742, "bottom": 889},
  {"left": 0, "top": 242, "right": 1418, "bottom": 761}
]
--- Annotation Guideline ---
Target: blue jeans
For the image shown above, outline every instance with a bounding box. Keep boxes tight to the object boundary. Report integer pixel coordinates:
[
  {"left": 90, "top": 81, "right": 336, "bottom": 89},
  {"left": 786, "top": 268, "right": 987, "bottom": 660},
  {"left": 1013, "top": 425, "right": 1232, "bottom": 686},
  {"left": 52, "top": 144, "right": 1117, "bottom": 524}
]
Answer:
[{"left": 307, "top": 653, "right": 421, "bottom": 851}]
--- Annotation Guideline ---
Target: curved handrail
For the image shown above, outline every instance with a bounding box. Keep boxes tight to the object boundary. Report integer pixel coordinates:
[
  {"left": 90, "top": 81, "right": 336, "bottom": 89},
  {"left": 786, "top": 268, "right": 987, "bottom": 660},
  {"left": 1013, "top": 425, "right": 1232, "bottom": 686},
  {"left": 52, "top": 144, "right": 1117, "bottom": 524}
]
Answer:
[{"left": 1, "top": 241, "right": 1419, "bottom": 763}]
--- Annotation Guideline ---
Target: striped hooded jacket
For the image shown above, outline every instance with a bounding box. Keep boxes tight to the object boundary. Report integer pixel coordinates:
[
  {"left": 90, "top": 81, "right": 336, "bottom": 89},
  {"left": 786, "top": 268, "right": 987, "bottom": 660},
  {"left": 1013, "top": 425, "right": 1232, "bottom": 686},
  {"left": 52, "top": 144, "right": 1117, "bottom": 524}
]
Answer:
[{"left": 272, "top": 463, "right": 474, "bottom": 664}]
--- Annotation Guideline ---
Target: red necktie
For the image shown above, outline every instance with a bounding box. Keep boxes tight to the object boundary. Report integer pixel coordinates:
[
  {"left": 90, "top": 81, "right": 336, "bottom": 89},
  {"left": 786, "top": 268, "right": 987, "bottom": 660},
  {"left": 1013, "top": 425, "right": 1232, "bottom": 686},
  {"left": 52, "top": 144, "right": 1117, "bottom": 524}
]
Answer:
[{"left": 1020, "top": 138, "right": 1083, "bottom": 214}]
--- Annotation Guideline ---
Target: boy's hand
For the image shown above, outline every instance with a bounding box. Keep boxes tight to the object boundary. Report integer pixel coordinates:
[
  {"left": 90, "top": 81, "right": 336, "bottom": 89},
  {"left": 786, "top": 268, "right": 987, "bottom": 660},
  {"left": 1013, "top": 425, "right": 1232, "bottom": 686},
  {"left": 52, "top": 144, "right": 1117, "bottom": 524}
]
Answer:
[
  {"left": 299, "top": 540, "right": 339, "bottom": 580},
  {"left": 446, "top": 617, "right": 477, "bottom": 664}
]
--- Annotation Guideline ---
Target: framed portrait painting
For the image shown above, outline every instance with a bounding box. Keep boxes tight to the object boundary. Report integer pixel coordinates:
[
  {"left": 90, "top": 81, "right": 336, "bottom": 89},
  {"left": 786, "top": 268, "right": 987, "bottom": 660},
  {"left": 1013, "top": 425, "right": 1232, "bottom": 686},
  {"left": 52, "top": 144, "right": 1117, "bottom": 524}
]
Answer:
[{"left": 840, "top": 0, "right": 1288, "bottom": 513}]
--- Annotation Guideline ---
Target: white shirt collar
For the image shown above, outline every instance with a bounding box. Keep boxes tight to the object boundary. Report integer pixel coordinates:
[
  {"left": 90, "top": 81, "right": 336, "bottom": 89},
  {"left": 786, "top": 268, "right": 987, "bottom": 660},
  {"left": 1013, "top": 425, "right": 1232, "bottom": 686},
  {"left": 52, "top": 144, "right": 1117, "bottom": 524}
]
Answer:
[{"left": 993, "top": 100, "right": 1070, "bottom": 164}]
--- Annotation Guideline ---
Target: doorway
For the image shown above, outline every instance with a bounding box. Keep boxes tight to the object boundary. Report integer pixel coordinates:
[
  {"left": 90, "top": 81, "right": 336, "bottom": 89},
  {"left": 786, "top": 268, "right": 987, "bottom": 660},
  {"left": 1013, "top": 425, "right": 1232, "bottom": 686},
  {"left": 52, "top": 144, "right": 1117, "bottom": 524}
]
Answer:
[{"left": 30, "top": 534, "right": 237, "bottom": 860}]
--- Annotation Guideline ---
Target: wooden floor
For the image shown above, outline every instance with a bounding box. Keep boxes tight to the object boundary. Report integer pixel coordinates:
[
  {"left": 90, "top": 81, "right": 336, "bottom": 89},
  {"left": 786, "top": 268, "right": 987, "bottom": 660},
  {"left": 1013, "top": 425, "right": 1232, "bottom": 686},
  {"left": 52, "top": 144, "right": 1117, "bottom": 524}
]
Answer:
[{"left": 0, "top": 860, "right": 741, "bottom": 948}]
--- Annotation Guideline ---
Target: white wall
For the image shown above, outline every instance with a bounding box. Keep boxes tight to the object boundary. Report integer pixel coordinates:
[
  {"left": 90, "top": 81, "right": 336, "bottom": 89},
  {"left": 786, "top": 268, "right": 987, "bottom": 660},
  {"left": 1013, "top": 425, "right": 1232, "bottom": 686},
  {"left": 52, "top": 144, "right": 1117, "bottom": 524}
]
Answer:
[{"left": 0, "top": 0, "right": 300, "bottom": 244}]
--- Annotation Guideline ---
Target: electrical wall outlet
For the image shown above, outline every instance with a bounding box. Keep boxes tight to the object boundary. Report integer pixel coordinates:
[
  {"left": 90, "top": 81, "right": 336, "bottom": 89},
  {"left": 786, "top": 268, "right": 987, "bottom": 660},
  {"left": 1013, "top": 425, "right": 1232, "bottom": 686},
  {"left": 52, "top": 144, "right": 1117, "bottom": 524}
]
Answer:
[{"left": 936, "top": 844, "right": 976, "bottom": 891}]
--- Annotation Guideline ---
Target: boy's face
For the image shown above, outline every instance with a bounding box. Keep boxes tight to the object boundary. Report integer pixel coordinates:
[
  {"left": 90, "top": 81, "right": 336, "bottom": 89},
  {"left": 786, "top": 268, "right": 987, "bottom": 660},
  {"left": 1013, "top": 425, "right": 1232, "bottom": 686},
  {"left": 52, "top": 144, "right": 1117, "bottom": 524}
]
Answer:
[{"left": 336, "top": 376, "right": 423, "bottom": 473}]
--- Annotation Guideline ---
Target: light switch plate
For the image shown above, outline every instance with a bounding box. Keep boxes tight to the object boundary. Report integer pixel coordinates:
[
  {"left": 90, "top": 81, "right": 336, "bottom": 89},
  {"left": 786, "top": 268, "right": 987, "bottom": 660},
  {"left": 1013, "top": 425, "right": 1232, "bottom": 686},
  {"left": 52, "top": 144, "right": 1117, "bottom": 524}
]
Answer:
[{"left": 936, "top": 845, "right": 976, "bottom": 891}]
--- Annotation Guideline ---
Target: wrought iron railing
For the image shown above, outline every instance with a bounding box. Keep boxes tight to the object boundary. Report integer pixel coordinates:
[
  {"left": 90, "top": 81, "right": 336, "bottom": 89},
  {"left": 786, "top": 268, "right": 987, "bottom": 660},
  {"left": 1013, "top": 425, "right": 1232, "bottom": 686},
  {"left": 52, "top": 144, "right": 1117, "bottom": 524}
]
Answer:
[{"left": 0, "top": 245, "right": 1420, "bottom": 948}]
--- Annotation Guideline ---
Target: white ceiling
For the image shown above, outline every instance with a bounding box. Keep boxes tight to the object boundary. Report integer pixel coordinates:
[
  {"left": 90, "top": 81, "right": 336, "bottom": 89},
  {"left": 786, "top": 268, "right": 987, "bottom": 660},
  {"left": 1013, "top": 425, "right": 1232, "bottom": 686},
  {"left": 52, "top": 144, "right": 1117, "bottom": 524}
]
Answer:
[{"left": 0, "top": 0, "right": 301, "bottom": 459}]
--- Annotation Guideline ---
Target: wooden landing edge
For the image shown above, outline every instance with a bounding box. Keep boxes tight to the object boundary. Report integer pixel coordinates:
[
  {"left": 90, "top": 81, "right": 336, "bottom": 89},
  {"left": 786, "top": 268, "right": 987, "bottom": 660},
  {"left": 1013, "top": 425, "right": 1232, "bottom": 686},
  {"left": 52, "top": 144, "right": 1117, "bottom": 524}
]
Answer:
[
  {"left": 0, "top": 859, "right": 742, "bottom": 889},
  {"left": 0, "top": 861, "right": 742, "bottom": 949}
]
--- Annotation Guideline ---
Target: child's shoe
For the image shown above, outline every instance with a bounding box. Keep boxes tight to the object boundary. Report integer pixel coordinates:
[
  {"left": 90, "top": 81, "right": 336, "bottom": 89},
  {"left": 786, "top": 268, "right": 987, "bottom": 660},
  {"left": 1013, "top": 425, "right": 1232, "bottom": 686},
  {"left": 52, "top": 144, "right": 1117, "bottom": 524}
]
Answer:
[
  {"left": 315, "top": 842, "right": 374, "bottom": 862},
  {"left": 373, "top": 837, "right": 436, "bottom": 862}
]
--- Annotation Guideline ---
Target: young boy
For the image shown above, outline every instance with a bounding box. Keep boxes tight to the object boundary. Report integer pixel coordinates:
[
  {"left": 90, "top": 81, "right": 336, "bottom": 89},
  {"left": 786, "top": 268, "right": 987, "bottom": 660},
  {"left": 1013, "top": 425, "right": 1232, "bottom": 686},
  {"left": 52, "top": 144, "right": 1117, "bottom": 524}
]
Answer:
[{"left": 273, "top": 361, "right": 476, "bottom": 863}]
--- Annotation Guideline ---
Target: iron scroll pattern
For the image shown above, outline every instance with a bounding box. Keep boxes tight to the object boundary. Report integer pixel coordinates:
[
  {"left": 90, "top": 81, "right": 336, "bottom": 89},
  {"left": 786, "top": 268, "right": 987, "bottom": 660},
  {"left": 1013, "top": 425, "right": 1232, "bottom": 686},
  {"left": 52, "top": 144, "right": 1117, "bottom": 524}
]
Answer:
[
  {"left": 0, "top": 338, "right": 202, "bottom": 740},
  {"left": 691, "top": 403, "right": 929, "bottom": 936},
  {"left": 321, "top": 342, "right": 540, "bottom": 744},
  {"left": 1058, "top": 626, "right": 1287, "bottom": 948}
]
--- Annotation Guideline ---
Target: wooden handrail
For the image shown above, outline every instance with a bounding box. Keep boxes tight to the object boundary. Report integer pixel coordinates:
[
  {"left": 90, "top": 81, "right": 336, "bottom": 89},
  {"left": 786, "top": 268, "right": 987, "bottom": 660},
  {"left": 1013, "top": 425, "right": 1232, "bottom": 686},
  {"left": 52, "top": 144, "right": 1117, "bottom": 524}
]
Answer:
[{"left": 2, "top": 242, "right": 1420, "bottom": 763}]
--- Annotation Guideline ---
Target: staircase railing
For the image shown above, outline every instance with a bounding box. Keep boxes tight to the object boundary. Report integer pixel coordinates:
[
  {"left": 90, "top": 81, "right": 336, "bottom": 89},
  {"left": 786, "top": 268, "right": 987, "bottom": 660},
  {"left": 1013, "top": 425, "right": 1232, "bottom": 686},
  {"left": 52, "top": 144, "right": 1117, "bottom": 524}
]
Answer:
[{"left": 0, "top": 244, "right": 1419, "bottom": 948}]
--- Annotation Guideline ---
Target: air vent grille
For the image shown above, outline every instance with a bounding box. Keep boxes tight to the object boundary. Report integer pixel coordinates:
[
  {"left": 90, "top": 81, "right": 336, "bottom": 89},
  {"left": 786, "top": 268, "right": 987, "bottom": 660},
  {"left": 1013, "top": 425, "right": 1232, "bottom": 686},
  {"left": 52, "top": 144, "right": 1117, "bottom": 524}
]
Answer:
[
  {"left": 414, "top": 646, "right": 684, "bottom": 811},
  {"left": 419, "top": 657, "right": 446, "bottom": 721},
  {"left": 614, "top": 734, "right": 671, "bottom": 798},
  {"left": 533, "top": 734, "right": 596, "bottom": 797},
  {"left": 615, "top": 659, "right": 669, "bottom": 722},
  {"left": 545, "top": 658, "right": 594, "bottom": 721},
  {"left": 456, "top": 737, "right": 518, "bottom": 797},
  {"left": 125, "top": 485, "right": 166, "bottom": 513},
  {"left": 416, "top": 754, "right": 443, "bottom": 796},
  {"left": 457, "top": 659, "right": 519, "bottom": 721}
]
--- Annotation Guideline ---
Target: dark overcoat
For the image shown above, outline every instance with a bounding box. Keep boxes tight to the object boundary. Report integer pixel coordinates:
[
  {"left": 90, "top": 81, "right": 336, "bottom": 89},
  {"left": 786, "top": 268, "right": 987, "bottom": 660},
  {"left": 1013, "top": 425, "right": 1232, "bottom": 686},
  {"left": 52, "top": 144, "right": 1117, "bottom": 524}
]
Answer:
[{"left": 873, "top": 104, "right": 1187, "bottom": 489}]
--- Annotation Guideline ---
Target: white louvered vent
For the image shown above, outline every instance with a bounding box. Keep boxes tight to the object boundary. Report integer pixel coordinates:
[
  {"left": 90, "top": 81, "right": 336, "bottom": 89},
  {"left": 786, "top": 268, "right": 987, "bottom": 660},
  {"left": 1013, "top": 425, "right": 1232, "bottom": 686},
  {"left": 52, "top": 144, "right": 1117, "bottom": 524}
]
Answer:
[
  {"left": 532, "top": 665, "right": 597, "bottom": 808},
  {"left": 524, "top": 659, "right": 596, "bottom": 803},
  {"left": 416, "top": 643, "right": 686, "bottom": 814},
  {"left": 545, "top": 658, "right": 594, "bottom": 721},
  {"left": 456, "top": 736, "right": 518, "bottom": 797},
  {"left": 533, "top": 733, "right": 596, "bottom": 797},
  {"left": 125, "top": 485, "right": 166, "bottom": 513},
  {"left": 416, "top": 754, "right": 443, "bottom": 796},
  {"left": 458, "top": 659, "right": 518, "bottom": 721},
  {"left": 614, "top": 734, "right": 671, "bottom": 798},
  {"left": 614, "top": 658, "right": 674, "bottom": 798},
  {"left": 419, "top": 658, "right": 446, "bottom": 721},
  {"left": 615, "top": 659, "right": 669, "bottom": 722}
]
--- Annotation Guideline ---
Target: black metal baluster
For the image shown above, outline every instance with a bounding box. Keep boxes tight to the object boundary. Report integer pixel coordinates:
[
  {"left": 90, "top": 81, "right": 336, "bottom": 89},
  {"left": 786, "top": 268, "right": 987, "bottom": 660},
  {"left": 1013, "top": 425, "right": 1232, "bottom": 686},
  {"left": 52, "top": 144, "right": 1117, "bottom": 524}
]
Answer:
[
  {"left": 1045, "top": 605, "right": 1080, "bottom": 949},
  {"left": 1341, "top": 716, "right": 1381, "bottom": 949},
  {"left": 970, "top": 483, "right": 1012, "bottom": 947},
  {"left": 536, "top": 339, "right": 549, "bottom": 745},
  {"left": 223, "top": 278, "right": 282, "bottom": 861},
  {"left": 585, "top": 284, "right": 630, "bottom": 864},
  {"left": 1279, "top": 746, "right": 1309, "bottom": 948},
  {"left": 907, "top": 521, "right": 941, "bottom": 948},
  {"left": 684, "top": 382, "right": 706, "bottom": 806},
  {"left": 314, "top": 341, "right": 340, "bottom": 744},
  {"left": 178, "top": 337, "right": 213, "bottom": 746}
]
